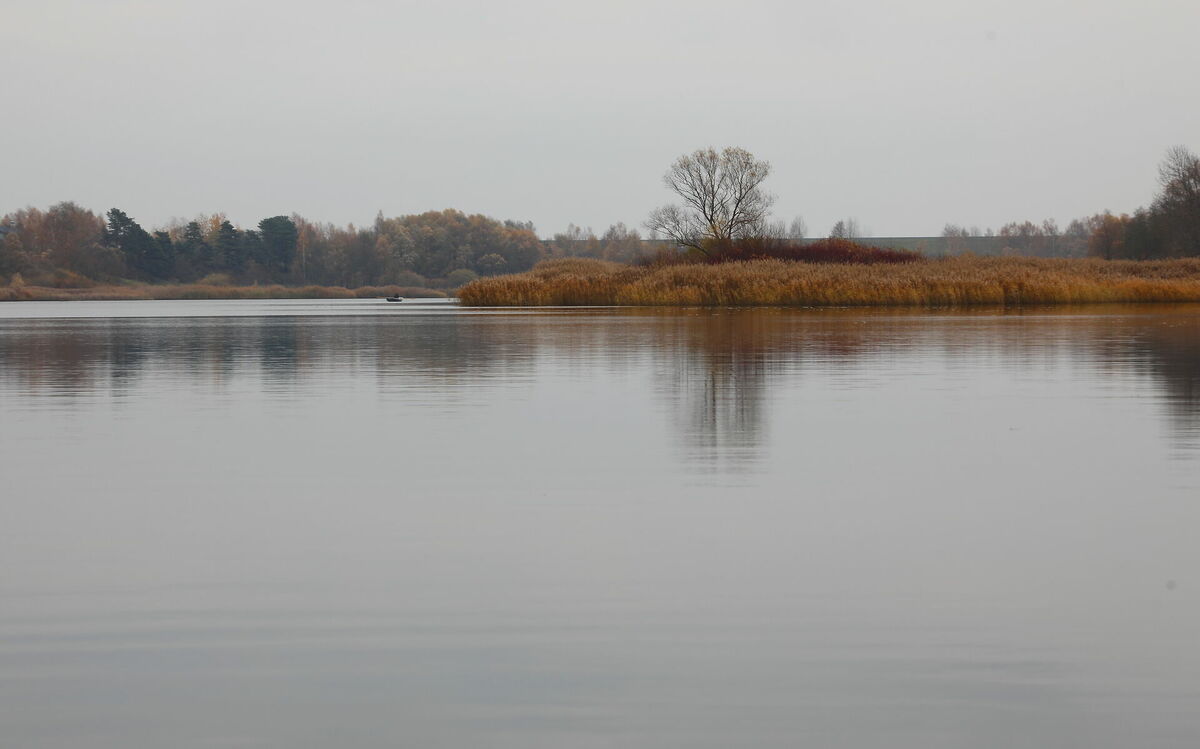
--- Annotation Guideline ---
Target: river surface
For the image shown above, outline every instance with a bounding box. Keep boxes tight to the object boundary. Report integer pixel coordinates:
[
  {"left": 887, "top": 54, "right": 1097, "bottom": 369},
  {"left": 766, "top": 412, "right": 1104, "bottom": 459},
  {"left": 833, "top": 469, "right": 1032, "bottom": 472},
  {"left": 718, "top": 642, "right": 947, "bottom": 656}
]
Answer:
[{"left": 2, "top": 299, "right": 1199, "bottom": 748}]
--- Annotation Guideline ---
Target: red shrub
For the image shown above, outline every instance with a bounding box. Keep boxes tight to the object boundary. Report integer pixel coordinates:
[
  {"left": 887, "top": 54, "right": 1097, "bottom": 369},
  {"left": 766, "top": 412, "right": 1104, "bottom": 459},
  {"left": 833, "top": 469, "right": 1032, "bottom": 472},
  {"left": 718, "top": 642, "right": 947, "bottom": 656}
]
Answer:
[
  {"left": 639, "top": 238, "right": 922, "bottom": 266},
  {"left": 714, "top": 237, "right": 921, "bottom": 264}
]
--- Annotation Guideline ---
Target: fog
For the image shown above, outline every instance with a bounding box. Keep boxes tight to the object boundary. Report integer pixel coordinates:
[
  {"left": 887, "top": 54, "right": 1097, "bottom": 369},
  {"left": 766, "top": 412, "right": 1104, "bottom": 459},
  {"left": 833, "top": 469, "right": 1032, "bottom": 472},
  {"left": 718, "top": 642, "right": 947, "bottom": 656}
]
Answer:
[{"left": 2, "top": 0, "right": 1197, "bottom": 236}]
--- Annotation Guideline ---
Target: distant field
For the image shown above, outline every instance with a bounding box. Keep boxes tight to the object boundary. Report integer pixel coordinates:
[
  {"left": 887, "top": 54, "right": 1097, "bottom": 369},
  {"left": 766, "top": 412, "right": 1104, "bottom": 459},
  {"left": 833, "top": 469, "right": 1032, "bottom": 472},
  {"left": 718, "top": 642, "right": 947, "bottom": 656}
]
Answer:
[
  {"left": 0, "top": 283, "right": 446, "bottom": 302},
  {"left": 458, "top": 257, "right": 1200, "bottom": 307}
]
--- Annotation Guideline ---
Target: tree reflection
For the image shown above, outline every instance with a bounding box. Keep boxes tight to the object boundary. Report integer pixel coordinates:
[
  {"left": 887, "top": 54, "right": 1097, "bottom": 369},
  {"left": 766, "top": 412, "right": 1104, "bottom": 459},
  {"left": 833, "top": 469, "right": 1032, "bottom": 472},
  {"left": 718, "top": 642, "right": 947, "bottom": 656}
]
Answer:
[
  {"left": 1120, "top": 316, "right": 1200, "bottom": 449},
  {"left": 649, "top": 312, "right": 779, "bottom": 472},
  {"left": 2, "top": 307, "right": 1199, "bottom": 461}
]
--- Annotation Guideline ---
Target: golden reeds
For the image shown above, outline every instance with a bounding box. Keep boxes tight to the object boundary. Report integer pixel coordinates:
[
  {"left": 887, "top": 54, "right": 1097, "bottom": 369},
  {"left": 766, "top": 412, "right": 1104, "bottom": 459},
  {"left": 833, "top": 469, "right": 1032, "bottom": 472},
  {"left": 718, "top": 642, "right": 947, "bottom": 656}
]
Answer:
[{"left": 458, "top": 256, "right": 1200, "bottom": 307}]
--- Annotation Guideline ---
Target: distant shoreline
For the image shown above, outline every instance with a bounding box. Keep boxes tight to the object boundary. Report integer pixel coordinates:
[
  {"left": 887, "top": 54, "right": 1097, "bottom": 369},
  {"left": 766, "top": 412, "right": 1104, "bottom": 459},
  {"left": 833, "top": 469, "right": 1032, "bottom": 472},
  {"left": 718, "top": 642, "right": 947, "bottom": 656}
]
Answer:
[
  {"left": 458, "top": 257, "right": 1200, "bottom": 307},
  {"left": 0, "top": 283, "right": 447, "bottom": 303}
]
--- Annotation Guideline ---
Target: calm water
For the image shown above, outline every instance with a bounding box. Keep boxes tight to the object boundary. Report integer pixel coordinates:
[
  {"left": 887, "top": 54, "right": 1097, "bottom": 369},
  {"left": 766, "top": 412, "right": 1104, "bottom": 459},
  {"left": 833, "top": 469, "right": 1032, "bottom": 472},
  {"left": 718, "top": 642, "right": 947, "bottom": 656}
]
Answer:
[{"left": 2, "top": 299, "right": 1199, "bottom": 748}]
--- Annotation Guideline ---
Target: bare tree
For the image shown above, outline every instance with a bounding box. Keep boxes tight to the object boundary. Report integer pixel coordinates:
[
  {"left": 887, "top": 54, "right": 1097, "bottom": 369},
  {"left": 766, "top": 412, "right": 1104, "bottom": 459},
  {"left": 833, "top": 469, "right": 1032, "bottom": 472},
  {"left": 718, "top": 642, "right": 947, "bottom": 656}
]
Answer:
[
  {"left": 645, "top": 147, "right": 774, "bottom": 255},
  {"left": 552, "top": 223, "right": 599, "bottom": 257},
  {"left": 942, "top": 223, "right": 970, "bottom": 254},
  {"left": 1157, "top": 146, "right": 1200, "bottom": 200},
  {"left": 766, "top": 219, "right": 789, "bottom": 239},
  {"left": 788, "top": 215, "right": 807, "bottom": 239},
  {"left": 1155, "top": 145, "right": 1200, "bottom": 255},
  {"left": 829, "top": 217, "right": 861, "bottom": 240},
  {"left": 1041, "top": 218, "right": 1060, "bottom": 256}
]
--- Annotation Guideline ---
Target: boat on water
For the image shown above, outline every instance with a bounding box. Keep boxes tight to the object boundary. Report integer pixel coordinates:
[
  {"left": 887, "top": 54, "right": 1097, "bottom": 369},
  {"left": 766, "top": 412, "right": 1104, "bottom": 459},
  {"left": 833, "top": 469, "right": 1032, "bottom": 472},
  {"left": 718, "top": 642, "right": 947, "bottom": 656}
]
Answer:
[{"left": 385, "top": 295, "right": 404, "bottom": 302}]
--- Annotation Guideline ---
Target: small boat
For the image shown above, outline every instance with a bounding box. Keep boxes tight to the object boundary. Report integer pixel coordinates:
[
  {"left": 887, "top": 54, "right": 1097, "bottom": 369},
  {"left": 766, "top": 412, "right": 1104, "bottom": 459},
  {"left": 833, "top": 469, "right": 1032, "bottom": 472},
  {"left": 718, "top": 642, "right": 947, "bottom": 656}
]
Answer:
[{"left": 385, "top": 295, "right": 404, "bottom": 303}]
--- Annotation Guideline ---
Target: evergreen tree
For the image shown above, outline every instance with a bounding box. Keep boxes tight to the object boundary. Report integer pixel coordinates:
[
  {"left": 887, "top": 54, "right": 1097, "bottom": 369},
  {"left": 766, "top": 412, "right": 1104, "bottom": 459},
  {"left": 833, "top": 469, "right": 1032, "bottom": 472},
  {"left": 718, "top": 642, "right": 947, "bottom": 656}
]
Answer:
[
  {"left": 179, "top": 221, "right": 213, "bottom": 275},
  {"left": 149, "top": 231, "right": 176, "bottom": 278},
  {"left": 215, "top": 220, "right": 243, "bottom": 272},
  {"left": 258, "top": 216, "right": 298, "bottom": 274},
  {"left": 104, "top": 208, "right": 168, "bottom": 279},
  {"left": 237, "top": 229, "right": 261, "bottom": 273}
]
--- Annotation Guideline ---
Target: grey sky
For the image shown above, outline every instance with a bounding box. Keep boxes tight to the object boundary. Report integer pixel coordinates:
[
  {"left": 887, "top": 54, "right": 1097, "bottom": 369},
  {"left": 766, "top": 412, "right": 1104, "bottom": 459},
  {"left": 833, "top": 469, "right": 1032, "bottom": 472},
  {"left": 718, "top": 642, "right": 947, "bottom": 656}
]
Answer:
[{"left": 3, "top": 0, "right": 1197, "bottom": 237}]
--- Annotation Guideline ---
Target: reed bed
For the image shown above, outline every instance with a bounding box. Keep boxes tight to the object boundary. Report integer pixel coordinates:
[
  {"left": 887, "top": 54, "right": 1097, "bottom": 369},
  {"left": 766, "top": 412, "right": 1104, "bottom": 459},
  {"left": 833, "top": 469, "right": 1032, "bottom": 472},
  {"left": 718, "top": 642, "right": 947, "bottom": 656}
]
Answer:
[
  {"left": 458, "top": 256, "right": 1200, "bottom": 307},
  {"left": 0, "top": 283, "right": 446, "bottom": 302}
]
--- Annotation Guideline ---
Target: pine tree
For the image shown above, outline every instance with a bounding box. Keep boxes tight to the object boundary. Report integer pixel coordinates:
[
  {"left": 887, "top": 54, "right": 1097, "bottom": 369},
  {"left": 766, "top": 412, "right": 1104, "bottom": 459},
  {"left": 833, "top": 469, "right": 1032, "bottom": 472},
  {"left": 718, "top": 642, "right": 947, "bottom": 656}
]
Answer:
[
  {"left": 215, "top": 220, "right": 243, "bottom": 272},
  {"left": 236, "top": 229, "right": 260, "bottom": 273},
  {"left": 148, "top": 231, "right": 175, "bottom": 278},
  {"left": 258, "top": 216, "right": 298, "bottom": 274},
  {"left": 104, "top": 208, "right": 166, "bottom": 278},
  {"left": 180, "top": 221, "right": 213, "bottom": 275}
]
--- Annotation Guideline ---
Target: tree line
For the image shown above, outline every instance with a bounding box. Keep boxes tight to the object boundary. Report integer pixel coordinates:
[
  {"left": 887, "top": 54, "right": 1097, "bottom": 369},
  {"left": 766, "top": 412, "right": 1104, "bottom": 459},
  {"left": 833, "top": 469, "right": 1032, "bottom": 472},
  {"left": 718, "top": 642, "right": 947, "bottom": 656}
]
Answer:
[
  {"left": 0, "top": 201, "right": 668, "bottom": 289},
  {"left": 0, "top": 207, "right": 564, "bottom": 288},
  {"left": 3, "top": 145, "right": 1197, "bottom": 287},
  {"left": 940, "top": 146, "right": 1200, "bottom": 259},
  {"left": 639, "top": 144, "right": 1199, "bottom": 261},
  {"left": 941, "top": 218, "right": 1097, "bottom": 257},
  {"left": 1084, "top": 147, "right": 1200, "bottom": 260}
]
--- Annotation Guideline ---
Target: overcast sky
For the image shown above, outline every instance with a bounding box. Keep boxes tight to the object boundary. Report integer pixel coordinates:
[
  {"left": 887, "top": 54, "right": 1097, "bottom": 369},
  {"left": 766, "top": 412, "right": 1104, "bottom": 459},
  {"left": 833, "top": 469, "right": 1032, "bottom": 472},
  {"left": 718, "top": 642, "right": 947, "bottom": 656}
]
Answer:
[{"left": 3, "top": 0, "right": 1197, "bottom": 237}]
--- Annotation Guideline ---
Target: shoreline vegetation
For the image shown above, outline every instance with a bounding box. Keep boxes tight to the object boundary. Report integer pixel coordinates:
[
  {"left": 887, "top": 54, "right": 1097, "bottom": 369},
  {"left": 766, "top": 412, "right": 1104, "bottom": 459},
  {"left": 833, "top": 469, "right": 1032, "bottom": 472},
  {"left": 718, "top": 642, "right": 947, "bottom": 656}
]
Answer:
[
  {"left": 0, "top": 206, "right": 548, "bottom": 295},
  {"left": 2, "top": 146, "right": 1196, "bottom": 305},
  {"left": 458, "top": 256, "right": 1200, "bottom": 307},
  {"left": 0, "top": 282, "right": 445, "bottom": 303},
  {"left": 448, "top": 144, "right": 1199, "bottom": 308}
]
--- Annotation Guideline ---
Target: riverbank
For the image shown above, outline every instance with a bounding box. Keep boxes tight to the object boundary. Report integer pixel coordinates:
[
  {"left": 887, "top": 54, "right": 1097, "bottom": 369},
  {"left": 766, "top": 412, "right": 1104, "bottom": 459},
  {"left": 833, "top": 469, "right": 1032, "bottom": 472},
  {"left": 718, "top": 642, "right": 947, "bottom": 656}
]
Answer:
[
  {"left": 458, "top": 257, "right": 1200, "bottom": 307},
  {"left": 0, "top": 283, "right": 446, "bottom": 302}
]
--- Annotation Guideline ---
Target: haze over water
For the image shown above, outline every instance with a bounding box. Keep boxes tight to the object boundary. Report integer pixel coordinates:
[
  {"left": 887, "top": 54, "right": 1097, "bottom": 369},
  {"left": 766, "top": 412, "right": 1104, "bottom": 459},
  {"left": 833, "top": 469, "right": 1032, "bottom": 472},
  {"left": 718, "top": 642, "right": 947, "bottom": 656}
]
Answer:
[{"left": 2, "top": 300, "right": 1199, "bottom": 748}]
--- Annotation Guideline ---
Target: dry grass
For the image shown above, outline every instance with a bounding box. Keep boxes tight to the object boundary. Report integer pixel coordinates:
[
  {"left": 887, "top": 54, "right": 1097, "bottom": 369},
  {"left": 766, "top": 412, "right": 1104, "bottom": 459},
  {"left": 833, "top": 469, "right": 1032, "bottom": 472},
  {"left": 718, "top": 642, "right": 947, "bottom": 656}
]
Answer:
[
  {"left": 0, "top": 283, "right": 447, "bottom": 302},
  {"left": 458, "top": 256, "right": 1200, "bottom": 307},
  {"left": 350, "top": 285, "right": 445, "bottom": 299}
]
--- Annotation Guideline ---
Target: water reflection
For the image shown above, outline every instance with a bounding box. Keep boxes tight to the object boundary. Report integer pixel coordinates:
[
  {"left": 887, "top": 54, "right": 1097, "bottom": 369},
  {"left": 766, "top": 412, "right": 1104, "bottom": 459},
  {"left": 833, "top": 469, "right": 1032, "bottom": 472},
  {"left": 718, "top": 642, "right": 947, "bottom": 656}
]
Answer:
[
  {"left": 4, "top": 302, "right": 1200, "bottom": 748},
  {"left": 3, "top": 306, "right": 1200, "bottom": 461},
  {"left": 645, "top": 312, "right": 772, "bottom": 471},
  {"left": 1124, "top": 318, "right": 1200, "bottom": 449}
]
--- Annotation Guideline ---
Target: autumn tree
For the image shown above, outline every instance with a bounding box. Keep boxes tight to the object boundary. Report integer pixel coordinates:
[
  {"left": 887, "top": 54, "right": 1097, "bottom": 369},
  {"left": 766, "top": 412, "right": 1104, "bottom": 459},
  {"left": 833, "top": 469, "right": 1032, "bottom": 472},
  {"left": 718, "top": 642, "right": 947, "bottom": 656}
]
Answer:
[
  {"left": 552, "top": 224, "right": 599, "bottom": 258},
  {"left": 39, "top": 203, "right": 106, "bottom": 273},
  {"left": 0, "top": 203, "right": 116, "bottom": 278},
  {"left": 373, "top": 213, "right": 416, "bottom": 273},
  {"left": 1088, "top": 213, "right": 1128, "bottom": 260},
  {"left": 399, "top": 209, "right": 544, "bottom": 278},
  {"left": 646, "top": 146, "right": 774, "bottom": 255},
  {"left": 476, "top": 253, "right": 508, "bottom": 274},
  {"left": 599, "top": 223, "right": 644, "bottom": 263}
]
